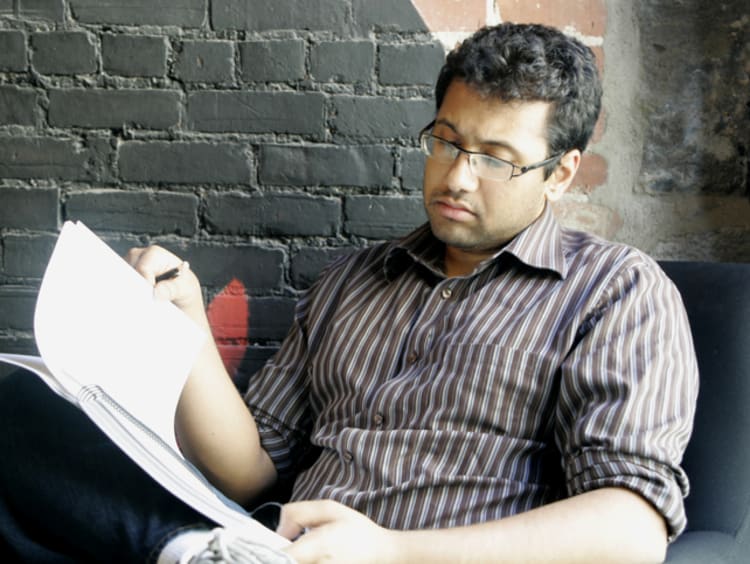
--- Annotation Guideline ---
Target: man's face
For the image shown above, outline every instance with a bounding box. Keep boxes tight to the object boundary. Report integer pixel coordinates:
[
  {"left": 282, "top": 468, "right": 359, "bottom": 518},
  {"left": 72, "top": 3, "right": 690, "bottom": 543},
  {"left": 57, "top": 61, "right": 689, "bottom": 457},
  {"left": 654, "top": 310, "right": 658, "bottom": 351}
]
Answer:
[{"left": 423, "top": 80, "right": 559, "bottom": 260}]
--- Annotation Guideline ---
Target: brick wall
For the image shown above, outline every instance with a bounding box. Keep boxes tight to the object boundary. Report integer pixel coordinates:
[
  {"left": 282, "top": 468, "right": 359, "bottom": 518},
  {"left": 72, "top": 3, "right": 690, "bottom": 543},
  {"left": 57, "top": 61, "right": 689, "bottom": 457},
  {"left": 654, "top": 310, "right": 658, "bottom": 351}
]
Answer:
[
  {"left": 1, "top": 1, "right": 747, "bottom": 382},
  {"left": 0, "top": 0, "right": 459, "bottom": 381}
]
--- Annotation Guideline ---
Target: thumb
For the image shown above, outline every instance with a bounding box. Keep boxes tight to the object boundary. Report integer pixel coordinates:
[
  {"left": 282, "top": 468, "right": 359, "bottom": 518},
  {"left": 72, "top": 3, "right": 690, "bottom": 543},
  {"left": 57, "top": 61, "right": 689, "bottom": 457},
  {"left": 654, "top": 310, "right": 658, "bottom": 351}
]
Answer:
[{"left": 277, "top": 500, "right": 352, "bottom": 539}]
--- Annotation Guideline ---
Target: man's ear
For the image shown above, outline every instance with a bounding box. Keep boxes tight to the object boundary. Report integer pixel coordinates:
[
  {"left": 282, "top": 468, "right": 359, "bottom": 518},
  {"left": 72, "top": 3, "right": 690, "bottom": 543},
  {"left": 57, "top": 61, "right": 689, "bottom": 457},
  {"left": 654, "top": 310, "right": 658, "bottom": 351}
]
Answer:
[{"left": 544, "top": 149, "right": 581, "bottom": 202}]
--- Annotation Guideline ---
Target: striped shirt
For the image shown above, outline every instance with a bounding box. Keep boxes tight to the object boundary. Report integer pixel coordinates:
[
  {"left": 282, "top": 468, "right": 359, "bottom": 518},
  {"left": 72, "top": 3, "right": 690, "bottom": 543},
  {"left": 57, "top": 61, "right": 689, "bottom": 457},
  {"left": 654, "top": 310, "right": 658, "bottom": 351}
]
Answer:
[{"left": 244, "top": 204, "right": 698, "bottom": 539}]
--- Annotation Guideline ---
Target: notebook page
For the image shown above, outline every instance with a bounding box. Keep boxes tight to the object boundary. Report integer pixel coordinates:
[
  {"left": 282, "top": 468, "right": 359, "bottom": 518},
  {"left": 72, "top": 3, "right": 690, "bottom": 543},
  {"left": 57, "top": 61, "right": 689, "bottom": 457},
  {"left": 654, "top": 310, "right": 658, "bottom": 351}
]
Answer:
[{"left": 33, "top": 221, "right": 206, "bottom": 451}]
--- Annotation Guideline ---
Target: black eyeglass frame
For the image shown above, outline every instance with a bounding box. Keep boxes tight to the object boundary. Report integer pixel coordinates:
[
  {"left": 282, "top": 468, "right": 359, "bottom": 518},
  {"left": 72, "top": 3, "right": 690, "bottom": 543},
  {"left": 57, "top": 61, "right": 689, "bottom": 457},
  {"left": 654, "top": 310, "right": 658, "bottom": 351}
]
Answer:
[{"left": 419, "top": 120, "right": 563, "bottom": 181}]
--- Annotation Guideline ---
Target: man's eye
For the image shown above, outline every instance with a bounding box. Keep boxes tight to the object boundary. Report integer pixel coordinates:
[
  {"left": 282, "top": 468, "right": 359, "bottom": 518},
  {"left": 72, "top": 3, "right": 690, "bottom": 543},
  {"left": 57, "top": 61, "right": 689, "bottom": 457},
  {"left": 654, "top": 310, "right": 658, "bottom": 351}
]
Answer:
[
  {"left": 480, "top": 155, "right": 510, "bottom": 169},
  {"left": 434, "top": 139, "right": 457, "bottom": 156}
]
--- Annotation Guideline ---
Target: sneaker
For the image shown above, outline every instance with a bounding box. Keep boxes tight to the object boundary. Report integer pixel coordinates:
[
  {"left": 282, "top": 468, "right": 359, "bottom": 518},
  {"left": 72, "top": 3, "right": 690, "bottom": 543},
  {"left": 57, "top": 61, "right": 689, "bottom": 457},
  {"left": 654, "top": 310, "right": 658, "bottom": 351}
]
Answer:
[{"left": 187, "top": 527, "right": 295, "bottom": 564}]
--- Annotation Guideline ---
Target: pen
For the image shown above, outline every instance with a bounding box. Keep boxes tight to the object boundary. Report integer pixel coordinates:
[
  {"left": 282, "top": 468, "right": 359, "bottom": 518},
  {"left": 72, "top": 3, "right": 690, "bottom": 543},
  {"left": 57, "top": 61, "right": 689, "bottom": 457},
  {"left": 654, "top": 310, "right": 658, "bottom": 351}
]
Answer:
[{"left": 155, "top": 261, "right": 188, "bottom": 283}]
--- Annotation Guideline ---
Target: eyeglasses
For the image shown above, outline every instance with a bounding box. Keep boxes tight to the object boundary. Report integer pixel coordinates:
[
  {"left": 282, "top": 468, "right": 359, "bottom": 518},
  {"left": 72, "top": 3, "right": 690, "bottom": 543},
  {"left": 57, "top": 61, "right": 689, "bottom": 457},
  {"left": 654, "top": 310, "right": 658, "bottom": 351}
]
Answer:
[{"left": 419, "top": 121, "right": 562, "bottom": 182}]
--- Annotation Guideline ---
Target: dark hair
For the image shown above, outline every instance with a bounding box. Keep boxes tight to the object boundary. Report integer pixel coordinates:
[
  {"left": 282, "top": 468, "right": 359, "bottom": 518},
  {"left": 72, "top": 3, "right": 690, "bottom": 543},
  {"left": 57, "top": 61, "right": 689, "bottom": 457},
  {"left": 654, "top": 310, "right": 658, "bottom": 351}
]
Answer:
[{"left": 434, "top": 23, "right": 602, "bottom": 159}]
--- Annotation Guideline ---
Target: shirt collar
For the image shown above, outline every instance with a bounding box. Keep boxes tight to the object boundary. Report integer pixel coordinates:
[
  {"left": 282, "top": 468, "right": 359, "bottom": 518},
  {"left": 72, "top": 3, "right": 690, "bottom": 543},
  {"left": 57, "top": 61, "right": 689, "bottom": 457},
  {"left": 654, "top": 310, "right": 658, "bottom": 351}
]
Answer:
[
  {"left": 502, "top": 203, "right": 568, "bottom": 279},
  {"left": 384, "top": 204, "right": 568, "bottom": 281}
]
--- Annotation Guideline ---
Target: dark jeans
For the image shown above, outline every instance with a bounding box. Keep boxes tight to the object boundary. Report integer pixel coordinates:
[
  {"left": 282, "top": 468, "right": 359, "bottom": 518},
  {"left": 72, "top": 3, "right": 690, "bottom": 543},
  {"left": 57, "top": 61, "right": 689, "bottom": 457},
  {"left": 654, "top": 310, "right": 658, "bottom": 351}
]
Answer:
[{"left": 0, "top": 369, "right": 210, "bottom": 563}]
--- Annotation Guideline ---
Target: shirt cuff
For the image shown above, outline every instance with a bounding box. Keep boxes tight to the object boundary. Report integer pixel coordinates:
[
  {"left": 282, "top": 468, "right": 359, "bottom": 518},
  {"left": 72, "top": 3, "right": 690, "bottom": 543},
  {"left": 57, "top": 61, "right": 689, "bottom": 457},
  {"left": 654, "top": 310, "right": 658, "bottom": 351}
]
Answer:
[
  {"left": 566, "top": 449, "right": 689, "bottom": 541},
  {"left": 253, "top": 411, "right": 300, "bottom": 480}
]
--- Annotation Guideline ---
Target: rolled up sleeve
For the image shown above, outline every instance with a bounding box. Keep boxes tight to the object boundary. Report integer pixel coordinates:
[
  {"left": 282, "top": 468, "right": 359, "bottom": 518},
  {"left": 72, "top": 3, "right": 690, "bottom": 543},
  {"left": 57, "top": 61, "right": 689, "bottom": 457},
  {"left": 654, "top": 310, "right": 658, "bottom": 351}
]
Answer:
[
  {"left": 244, "top": 301, "right": 315, "bottom": 480},
  {"left": 556, "top": 259, "right": 699, "bottom": 540}
]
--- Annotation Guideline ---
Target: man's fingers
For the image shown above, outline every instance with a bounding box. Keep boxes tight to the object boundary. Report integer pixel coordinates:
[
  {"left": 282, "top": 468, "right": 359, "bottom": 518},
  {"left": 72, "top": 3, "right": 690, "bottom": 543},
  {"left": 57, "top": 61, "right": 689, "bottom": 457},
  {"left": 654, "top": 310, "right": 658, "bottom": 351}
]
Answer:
[
  {"left": 282, "top": 531, "right": 327, "bottom": 564},
  {"left": 276, "top": 499, "right": 353, "bottom": 539},
  {"left": 125, "top": 245, "right": 182, "bottom": 285}
]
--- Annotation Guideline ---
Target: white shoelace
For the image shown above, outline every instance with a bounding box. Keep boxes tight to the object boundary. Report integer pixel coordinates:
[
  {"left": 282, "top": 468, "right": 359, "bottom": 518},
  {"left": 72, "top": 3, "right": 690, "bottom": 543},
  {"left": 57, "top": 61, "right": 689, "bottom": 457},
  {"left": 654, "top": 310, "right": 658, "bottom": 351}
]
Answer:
[{"left": 187, "top": 528, "right": 296, "bottom": 564}]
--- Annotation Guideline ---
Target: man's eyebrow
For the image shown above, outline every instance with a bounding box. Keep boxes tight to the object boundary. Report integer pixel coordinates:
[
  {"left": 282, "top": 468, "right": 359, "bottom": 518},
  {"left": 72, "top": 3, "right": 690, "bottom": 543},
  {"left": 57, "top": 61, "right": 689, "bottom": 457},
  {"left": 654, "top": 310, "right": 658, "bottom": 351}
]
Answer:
[{"left": 433, "top": 118, "right": 523, "bottom": 159}]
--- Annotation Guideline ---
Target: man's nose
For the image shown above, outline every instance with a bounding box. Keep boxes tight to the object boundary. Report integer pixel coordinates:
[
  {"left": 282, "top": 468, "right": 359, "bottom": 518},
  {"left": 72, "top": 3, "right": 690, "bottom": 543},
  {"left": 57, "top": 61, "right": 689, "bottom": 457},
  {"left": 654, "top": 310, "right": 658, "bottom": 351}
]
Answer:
[{"left": 444, "top": 153, "right": 480, "bottom": 193}]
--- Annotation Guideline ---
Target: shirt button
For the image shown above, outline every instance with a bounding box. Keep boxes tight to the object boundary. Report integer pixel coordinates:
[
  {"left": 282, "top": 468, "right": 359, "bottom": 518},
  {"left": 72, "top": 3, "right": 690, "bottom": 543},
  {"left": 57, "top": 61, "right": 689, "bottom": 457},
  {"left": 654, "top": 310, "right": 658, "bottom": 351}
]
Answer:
[
  {"left": 374, "top": 413, "right": 384, "bottom": 427},
  {"left": 406, "top": 352, "right": 418, "bottom": 364},
  {"left": 441, "top": 287, "right": 453, "bottom": 299},
  {"left": 343, "top": 451, "right": 354, "bottom": 463}
]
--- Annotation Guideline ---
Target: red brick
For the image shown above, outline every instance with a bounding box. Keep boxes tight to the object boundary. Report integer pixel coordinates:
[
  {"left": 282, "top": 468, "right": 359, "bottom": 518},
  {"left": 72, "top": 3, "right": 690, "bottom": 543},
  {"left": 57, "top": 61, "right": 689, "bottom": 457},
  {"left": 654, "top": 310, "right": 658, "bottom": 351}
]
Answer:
[
  {"left": 497, "top": 0, "right": 606, "bottom": 36},
  {"left": 590, "top": 45, "right": 604, "bottom": 77},
  {"left": 570, "top": 152, "right": 607, "bottom": 194},
  {"left": 411, "top": 0, "right": 489, "bottom": 32}
]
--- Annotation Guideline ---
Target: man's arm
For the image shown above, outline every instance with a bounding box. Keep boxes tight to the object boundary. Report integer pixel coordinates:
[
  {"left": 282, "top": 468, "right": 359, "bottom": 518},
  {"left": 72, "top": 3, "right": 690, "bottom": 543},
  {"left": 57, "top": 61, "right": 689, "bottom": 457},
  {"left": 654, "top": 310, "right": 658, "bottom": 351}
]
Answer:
[
  {"left": 126, "top": 245, "right": 278, "bottom": 504},
  {"left": 173, "top": 327, "right": 278, "bottom": 503},
  {"left": 278, "top": 487, "right": 666, "bottom": 564}
]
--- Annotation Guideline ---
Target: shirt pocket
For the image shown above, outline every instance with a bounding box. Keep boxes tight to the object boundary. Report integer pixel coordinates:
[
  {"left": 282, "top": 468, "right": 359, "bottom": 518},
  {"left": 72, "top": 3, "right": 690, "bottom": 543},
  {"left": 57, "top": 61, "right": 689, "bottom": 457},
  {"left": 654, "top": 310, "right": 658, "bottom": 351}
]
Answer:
[{"left": 423, "top": 342, "right": 559, "bottom": 440}]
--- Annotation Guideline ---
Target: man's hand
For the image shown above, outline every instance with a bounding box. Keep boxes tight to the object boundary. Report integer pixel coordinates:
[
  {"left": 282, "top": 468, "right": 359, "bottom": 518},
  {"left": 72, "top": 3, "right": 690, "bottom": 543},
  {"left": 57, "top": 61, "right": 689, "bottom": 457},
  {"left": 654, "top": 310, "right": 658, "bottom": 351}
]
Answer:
[
  {"left": 278, "top": 500, "right": 402, "bottom": 564},
  {"left": 125, "top": 245, "right": 204, "bottom": 317},
  {"left": 126, "top": 244, "right": 278, "bottom": 504},
  {"left": 276, "top": 489, "right": 667, "bottom": 564}
]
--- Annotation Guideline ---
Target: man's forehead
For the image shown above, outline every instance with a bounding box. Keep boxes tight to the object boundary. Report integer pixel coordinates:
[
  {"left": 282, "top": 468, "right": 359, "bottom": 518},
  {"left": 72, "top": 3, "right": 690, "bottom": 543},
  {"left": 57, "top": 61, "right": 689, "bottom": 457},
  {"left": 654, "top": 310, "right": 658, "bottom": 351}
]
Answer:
[{"left": 435, "top": 81, "right": 553, "bottom": 154}]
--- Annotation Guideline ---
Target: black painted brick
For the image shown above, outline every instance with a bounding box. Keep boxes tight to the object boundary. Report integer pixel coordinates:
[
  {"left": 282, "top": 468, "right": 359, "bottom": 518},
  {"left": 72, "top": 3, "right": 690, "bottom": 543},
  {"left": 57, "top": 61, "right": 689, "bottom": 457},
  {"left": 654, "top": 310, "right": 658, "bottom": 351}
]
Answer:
[
  {"left": 2, "top": 234, "right": 57, "bottom": 278},
  {"left": 310, "top": 40, "right": 374, "bottom": 83},
  {"left": 233, "top": 345, "right": 278, "bottom": 386},
  {"left": 0, "top": 137, "right": 91, "bottom": 181},
  {"left": 380, "top": 43, "right": 445, "bottom": 85},
  {"left": 82, "top": 135, "right": 118, "bottom": 184},
  {"left": 0, "top": 85, "right": 38, "bottom": 126},
  {"left": 206, "top": 193, "right": 340, "bottom": 237},
  {"left": 119, "top": 141, "right": 251, "bottom": 185},
  {"left": 0, "top": 31, "right": 27, "bottom": 72},
  {"left": 344, "top": 195, "right": 426, "bottom": 239},
  {"left": 239, "top": 40, "right": 305, "bottom": 83},
  {"left": 212, "top": 0, "right": 347, "bottom": 33},
  {"left": 0, "top": 187, "right": 58, "bottom": 230},
  {"left": 89, "top": 233, "right": 143, "bottom": 261},
  {"left": 352, "top": 0, "right": 427, "bottom": 34},
  {"left": 65, "top": 190, "right": 198, "bottom": 235},
  {"left": 259, "top": 144, "right": 393, "bottom": 187},
  {"left": 401, "top": 147, "right": 425, "bottom": 192},
  {"left": 333, "top": 96, "right": 434, "bottom": 139},
  {"left": 102, "top": 35, "right": 168, "bottom": 77},
  {"left": 179, "top": 243, "right": 285, "bottom": 290},
  {"left": 30, "top": 32, "right": 96, "bottom": 75},
  {"left": 0, "top": 286, "right": 36, "bottom": 330},
  {"left": 176, "top": 40, "right": 234, "bottom": 84},
  {"left": 247, "top": 296, "right": 296, "bottom": 340},
  {"left": 291, "top": 246, "right": 353, "bottom": 289},
  {"left": 49, "top": 89, "right": 180, "bottom": 130},
  {"left": 188, "top": 91, "right": 325, "bottom": 136},
  {"left": 70, "top": 0, "right": 205, "bottom": 27},
  {"left": 18, "top": 0, "right": 64, "bottom": 21}
]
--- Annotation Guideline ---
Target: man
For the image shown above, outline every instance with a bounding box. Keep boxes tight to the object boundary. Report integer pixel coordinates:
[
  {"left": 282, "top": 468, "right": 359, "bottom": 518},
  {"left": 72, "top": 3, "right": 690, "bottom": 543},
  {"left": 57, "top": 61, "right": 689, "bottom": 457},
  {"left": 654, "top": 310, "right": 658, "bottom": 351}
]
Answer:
[{"left": 0, "top": 23, "right": 697, "bottom": 563}]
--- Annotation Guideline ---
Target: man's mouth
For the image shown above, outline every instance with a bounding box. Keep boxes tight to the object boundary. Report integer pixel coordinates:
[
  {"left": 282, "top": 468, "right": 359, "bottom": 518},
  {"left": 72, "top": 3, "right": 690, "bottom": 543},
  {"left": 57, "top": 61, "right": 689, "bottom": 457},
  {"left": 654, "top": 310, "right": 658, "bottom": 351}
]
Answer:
[{"left": 432, "top": 198, "right": 476, "bottom": 222}]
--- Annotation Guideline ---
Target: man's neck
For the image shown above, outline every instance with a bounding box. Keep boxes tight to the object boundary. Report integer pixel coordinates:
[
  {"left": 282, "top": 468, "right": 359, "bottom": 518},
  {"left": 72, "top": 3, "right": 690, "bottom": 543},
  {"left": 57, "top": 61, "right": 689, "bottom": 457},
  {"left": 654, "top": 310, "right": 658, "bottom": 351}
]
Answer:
[{"left": 443, "top": 245, "right": 494, "bottom": 278}]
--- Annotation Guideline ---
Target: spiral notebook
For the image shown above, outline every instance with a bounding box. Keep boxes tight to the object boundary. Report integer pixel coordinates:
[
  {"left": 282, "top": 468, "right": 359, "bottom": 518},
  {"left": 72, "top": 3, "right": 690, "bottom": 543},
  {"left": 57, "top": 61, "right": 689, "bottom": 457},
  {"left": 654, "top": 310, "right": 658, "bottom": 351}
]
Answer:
[{"left": 0, "top": 221, "right": 288, "bottom": 550}]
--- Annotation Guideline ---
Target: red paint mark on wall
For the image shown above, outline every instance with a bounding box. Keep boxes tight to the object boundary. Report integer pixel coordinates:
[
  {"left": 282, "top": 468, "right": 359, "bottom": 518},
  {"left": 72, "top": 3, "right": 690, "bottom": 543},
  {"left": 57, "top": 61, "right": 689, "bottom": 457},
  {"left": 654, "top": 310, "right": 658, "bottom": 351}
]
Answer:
[{"left": 206, "top": 278, "right": 249, "bottom": 378}]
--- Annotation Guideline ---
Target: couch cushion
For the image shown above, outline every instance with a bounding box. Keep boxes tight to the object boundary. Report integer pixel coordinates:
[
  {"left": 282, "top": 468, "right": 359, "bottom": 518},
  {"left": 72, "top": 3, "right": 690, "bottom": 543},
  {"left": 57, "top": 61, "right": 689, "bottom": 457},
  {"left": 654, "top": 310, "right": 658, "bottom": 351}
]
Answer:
[{"left": 659, "top": 261, "right": 750, "bottom": 535}]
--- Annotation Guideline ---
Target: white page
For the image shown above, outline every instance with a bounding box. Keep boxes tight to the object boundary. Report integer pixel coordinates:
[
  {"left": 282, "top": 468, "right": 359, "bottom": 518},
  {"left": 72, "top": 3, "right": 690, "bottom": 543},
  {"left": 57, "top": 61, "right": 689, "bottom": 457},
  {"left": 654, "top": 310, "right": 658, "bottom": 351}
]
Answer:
[
  {"left": 80, "top": 391, "right": 290, "bottom": 549},
  {"left": 1, "top": 222, "right": 290, "bottom": 548},
  {"left": 33, "top": 221, "right": 206, "bottom": 451}
]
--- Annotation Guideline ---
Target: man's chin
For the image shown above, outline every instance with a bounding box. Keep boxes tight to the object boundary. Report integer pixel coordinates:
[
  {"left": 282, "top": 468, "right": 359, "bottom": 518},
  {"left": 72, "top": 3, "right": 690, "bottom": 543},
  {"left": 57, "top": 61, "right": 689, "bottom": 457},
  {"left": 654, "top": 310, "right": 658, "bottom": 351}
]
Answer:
[{"left": 430, "top": 222, "right": 481, "bottom": 250}]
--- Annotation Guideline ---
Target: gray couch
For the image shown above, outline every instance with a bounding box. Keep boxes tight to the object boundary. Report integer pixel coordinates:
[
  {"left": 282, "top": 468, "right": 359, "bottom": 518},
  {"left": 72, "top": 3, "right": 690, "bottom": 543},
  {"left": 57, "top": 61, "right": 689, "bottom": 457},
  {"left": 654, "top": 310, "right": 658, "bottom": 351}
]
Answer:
[{"left": 661, "top": 262, "right": 750, "bottom": 563}]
